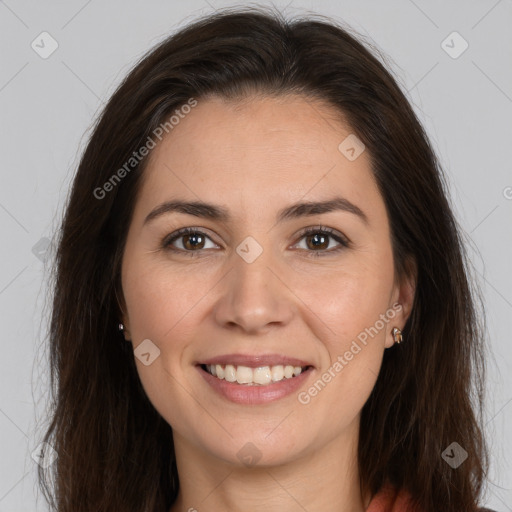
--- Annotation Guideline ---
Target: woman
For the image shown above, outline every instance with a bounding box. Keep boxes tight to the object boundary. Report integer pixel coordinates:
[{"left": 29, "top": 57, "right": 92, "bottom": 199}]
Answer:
[{"left": 38, "top": 6, "right": 493, "bottom": 512}]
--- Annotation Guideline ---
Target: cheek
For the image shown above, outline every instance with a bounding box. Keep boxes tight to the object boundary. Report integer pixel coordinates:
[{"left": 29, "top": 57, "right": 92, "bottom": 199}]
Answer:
[
  {"left": 121, "top": 262, "right": 206, "bottom": 429},
  {"left": 290, "top": 252, "right": 395, "bottom": 413},
  {"left": 122, "top": 259, "right": 203, "bottom": 342},
  {"left": 293, "top": 256, "right": 395, "bottom": 343},
  {"left": 294, "top": 266, "right": 393, "bottom": 428}
]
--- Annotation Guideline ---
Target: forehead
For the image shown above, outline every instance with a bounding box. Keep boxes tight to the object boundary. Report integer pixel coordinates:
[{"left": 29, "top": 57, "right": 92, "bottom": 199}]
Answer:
[{"left": 136, "top": 94, "right": 384, "bottom": 224}]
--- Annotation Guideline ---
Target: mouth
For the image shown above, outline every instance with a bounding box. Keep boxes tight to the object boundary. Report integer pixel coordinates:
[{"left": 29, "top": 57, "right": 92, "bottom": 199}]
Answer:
[
  {"left": 198, "top": 363, "right": 313, "bottom": 386},
  {"left": 196, "top": 355, "right": 315, "bottom": 404}
]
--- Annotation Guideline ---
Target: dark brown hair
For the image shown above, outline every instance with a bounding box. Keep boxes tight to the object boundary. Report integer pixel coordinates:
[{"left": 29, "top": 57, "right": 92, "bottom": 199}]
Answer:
[{"left": 38, "top": 5, "right": 489, "bottom": 511}]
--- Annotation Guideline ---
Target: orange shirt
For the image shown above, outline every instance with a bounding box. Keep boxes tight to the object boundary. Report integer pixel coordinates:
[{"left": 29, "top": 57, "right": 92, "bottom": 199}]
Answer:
[{"left": 366, "top": 483, "right": 493, "bottom": 512}]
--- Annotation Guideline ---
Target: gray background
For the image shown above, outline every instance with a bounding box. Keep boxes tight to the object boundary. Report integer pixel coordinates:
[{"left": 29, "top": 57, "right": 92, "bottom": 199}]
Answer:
[{"left": 0, "top": 0, "right": 511, "bottom": 510}]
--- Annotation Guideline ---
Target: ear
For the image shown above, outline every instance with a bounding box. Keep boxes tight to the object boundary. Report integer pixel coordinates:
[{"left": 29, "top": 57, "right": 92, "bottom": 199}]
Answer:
[
  {"left": 121, "top": 319, "right": 132, "bottom": 342},
  {"left": 115, "top": 279, "right": 132, "bottom": 341},
  {"left": 385, "top": 255, "right": 417, "bottom": 348}
]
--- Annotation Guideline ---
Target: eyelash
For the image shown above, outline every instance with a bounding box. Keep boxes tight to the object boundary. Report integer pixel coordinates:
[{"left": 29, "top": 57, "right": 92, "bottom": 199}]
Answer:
[{"left": 161, "top": 226, "right": 350, "bottom": 258}]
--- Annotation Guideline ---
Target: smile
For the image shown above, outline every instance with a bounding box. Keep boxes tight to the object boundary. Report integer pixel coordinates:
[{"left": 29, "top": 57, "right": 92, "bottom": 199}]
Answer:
[
  {"left": 197, "top": 362, "right": 315, "bottom": 405},
  {"left": 201, "top": 363, "right": 311, "bottom": 385}
]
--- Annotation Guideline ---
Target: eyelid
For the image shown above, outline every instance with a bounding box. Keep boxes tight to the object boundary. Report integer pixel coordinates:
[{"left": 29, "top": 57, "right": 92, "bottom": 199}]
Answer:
[
  {"left": 162, "top": 225, "right": 350, "bottom": 255},
  {"left": 162, "top": 226, "right": 221, "bottom": 250},
  {"left": 293, "top": 225, "right": 349, "bottom": 246},
  {"left": 289, "top": 225, "right": 350, "bottom": 257}
]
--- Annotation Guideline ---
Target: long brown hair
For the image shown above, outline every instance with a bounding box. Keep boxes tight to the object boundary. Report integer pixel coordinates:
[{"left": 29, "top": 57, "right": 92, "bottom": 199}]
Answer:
[{"left": 38, "top": 6, "right": 489, "bottom": 511}]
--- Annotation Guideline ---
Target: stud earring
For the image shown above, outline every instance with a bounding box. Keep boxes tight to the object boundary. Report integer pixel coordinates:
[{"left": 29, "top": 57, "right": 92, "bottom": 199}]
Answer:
[
  {"left": 392, "top": 327, "right": 403, "bottom": 344},
  {"left": 118, "top": 322, "right": 131, "bottom": 342}
]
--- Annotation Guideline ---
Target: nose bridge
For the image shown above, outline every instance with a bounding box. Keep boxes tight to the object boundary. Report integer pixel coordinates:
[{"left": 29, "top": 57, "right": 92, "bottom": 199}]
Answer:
[
  {"left": 213, "top": 234, "right": 293, "bottom": 332},
  {"left": 234, "top": 236, "right": 275, "bottom": 297}
]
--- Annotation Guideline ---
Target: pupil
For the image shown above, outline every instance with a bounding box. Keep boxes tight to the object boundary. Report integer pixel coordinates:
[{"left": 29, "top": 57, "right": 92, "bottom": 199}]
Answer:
[
  {"left": 309, "top": 234, "right": 327, "bottom": 250},
  {"left": 184, "top": 233, "right": 203, "bottom": 250},
  {"left": 182, "top": 233, "right": 329, "bottom": 251}
]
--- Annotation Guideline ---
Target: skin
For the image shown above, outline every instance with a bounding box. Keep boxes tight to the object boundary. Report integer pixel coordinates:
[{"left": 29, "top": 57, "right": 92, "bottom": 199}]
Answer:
[{"left": 120, "top": 94, "right": 416, "bottom": 512}]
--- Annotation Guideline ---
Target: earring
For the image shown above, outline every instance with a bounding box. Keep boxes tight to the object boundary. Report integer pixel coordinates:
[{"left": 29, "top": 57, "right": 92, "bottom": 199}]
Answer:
[
  {"left": 118, "top": 322, "right": 131, "bottom": 342},
  {"left": 392, "top": 327, "right": 403, "bottom": 344}
]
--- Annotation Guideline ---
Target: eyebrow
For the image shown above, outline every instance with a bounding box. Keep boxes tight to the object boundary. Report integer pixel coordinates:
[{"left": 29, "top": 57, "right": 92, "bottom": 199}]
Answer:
[{"left": 143, "top": 196, "right": 369, "bottom": 226}]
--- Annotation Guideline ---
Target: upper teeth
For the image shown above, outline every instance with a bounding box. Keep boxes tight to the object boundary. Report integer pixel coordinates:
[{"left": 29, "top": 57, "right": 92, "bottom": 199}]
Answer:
[{"left": 205, "top": 364, "right": 305, "bottom": 385}]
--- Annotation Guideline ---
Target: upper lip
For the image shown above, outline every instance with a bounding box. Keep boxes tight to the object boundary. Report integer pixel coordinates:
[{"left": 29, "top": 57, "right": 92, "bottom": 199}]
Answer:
[{"left": 198, "top": 353, "right": 314, "bottom": 368}]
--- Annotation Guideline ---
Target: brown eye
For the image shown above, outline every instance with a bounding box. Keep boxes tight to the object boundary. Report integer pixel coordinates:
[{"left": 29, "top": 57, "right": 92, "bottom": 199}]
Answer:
[
  {"left": 163, "top": 228, "right": 218, "bottom": 253},
  {"left": 294, "top": 226, "right": 349, "bottom": 257},
  {"left": 305, "top": 232, "right": 330, "bottom": 251},
  {"left": 182, "top": 232, "right": 206, "bottom": 250}
]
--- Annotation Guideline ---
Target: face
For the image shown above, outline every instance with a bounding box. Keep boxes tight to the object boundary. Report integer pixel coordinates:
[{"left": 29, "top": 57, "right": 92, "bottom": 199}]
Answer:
[{"left": 120, "top": 94, "right": 415, "bottom": 468}]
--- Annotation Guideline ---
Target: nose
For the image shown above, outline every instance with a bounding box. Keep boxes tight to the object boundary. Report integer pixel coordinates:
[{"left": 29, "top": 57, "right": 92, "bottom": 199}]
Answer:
[{"left": 212, "top": 241, "right": 295, "bottom": 334}]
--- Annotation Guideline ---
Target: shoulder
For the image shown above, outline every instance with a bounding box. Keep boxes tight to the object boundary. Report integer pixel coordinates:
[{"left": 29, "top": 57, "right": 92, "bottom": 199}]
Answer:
[{"left": 479, "top": 508, "right": 497, "bottom": 512}]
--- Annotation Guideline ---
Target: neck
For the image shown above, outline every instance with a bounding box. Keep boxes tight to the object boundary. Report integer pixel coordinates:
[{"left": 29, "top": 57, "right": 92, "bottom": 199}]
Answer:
[{"left": 169, "top": 418, "right": 370, "bottom": 512}]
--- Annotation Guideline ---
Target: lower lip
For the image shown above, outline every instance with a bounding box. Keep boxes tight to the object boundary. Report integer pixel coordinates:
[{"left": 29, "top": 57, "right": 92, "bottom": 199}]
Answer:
[{"left": 197, "top": 365, "right": 314, "bottom": 405}]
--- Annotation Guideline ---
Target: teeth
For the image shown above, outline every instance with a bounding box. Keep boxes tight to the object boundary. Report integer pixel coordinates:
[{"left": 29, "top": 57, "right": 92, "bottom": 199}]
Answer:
[
  {"left": 215, "top": 365, "right": 224, "bottom": 379},
  {"left": 204, "top": 364, "right": 307, "bottom": 385},
  {"left": 253, "top": 367, "right": 272, "bottom": 385},
  {"left": 237, "top": 365, "right": 253, "bottom": 384},
  {"left": 225, "top": 364, "right": 237, "bottom": 382},
  {"left": 271, "top": 365, "right": 284, "bottom": 382}
]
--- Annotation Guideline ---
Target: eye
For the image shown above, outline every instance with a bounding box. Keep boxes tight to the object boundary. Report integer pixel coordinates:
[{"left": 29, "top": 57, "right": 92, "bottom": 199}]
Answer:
[
  {"left": 161, "top": 225, "right": 349, "bottom": 257},
  {"left": 293, "top": 226, "right": 349, "bottom": 257},
  {"left": 162, "top": 227, "right": 218, "bottom": 254}
]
